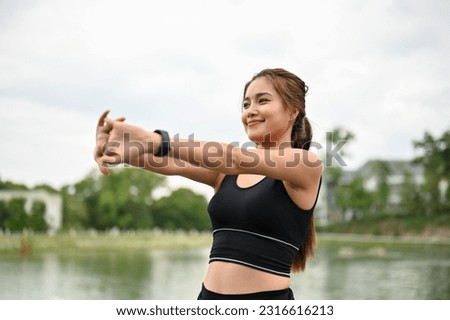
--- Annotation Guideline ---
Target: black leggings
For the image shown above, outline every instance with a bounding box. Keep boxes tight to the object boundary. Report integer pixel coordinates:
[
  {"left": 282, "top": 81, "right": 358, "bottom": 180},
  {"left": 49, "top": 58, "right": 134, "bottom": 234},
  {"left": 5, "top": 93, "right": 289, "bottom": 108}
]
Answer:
[{"left": 197, "top": 284, "right": 295, "bottom": 300}]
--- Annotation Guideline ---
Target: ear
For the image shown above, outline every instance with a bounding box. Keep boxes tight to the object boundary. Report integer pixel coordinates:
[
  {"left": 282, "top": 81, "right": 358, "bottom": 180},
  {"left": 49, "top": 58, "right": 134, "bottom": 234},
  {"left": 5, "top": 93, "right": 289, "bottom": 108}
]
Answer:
[{"left": 289, "top": 109, "right": 299, "bottom": 122}]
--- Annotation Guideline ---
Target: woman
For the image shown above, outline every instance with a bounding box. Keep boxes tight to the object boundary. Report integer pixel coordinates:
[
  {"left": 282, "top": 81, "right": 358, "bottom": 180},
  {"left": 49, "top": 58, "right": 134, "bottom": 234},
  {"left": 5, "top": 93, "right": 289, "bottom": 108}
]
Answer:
[{"left": 94, "top": 68, "right": 322, "bottom": 300}]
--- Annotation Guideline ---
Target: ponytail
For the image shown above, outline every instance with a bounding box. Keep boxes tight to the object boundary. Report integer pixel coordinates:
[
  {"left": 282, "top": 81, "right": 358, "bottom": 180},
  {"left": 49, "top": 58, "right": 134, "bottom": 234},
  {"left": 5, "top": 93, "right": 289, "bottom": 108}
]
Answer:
[
  {"left": 291, "top": 217, "right": 316, "bottom": 272},
  {"left": 291, "top": 116, "right": 312, "bottom": 150},
  {"left": 290, "top": 115, "right": 316, "bottom": 272}
]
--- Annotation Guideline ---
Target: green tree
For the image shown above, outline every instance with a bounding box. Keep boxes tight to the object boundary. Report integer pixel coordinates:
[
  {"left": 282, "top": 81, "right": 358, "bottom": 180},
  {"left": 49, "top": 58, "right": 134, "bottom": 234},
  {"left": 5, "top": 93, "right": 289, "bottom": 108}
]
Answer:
[
  {"left": 153, "top": 188, "right": 210, "bottom": 231},
  {"left": 399, "top": 170, "right": 425, "bottom": 215},
  {"left": 336, "top": 176, "right": 373, "bottom": 219},
  {"left": 71, "top": 173, "right": 101, "bottom": 228},
  {"left": 66, "top": 168, "right": 165, "bottom": 230},
  {"left": 0, "top": 201, "right": 8, "bottom": 230},
  {"left": 4, "top": 198, "right": 28, "bottom": 231},
  {"left": 0, "top": 178, "right": 29, "bottom": 191},
  {"left": 95, "top": 168, "right": 166, "bottom": 230},
  {"left": 33, "top": 184, "right": 59, "bottom": 194},
  {"left": 325, "top": 127, "right": 355, "bottom": 221},
  {"left": 60, "top": 185, "right": 89, "bottom": 230},
  {"left": 413, "top": 129, "right": 450, "bottom": 215},
  {"left": 61, "top": 168, "right": 167, "bottom": 230},
  {"left": 369, "top": 160, "right": 391, "bottom": 214},
  {"left": 29, "top": 200, "right": 48, "bottom": 232}
]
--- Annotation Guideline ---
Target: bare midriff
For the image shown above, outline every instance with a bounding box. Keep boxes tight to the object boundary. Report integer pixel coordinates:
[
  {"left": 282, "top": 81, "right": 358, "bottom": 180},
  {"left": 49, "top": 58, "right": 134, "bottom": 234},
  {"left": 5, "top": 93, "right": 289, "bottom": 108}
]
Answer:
[{"left": 203, "top": 261, "right": 290, "bottom": 294}]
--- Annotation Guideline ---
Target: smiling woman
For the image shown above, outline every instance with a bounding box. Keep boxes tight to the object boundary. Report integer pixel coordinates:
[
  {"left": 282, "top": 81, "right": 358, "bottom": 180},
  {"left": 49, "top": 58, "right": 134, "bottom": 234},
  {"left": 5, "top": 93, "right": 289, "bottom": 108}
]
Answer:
[
  {"left": 94, "top": 68, "right": 322, "bottom": 300},
  {"left": 242, "top": 69, "right": 311, "bottom": 150}
]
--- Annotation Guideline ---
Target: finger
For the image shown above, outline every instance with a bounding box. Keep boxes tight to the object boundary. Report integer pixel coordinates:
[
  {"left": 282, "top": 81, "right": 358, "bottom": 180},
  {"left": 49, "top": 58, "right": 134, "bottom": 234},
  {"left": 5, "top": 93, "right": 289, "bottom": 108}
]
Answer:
[
  {"left": 96, "top": 158, "right": 110, "bottom": 176},
  {"left": 102, "top": 118, "right": 114, "bottom": 133},
  {"left": 95, "top": 144, "right": 106, "bottom": 158},
  {"left": 97, "top": 155, "right": 120, "bottom": 175},
  {"left": 115, "top": 116, "right": 126, "bottom": 122},
  {"left": 101, "top": 154, "right": 119, "bottom": 165},
  {"left": 99, "top": 165, "right": 110, "bottom": 176},
  {"left": 97, "top": 110, "right": 110, "bottom": 126},
  {"left": 103, "top": 144, "right": 116, "bottom": 156}
]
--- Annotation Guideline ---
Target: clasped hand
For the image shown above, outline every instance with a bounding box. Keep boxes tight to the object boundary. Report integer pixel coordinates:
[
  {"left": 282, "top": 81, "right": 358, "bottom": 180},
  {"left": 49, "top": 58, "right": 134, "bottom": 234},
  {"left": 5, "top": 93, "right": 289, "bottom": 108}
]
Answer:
[{"left": 94, "top": 110, "right": 157, "bottom": 175}]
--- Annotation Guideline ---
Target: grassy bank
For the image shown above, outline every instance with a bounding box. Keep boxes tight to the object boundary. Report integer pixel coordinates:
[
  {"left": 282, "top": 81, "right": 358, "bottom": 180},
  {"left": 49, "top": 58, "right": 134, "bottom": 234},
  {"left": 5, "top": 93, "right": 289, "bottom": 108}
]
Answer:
[
  {"left": 0, "top": 230, "right": 213, "bottom": 253},
  {"left": 317, "top": 213, "right": 450, "bottom": 239}
]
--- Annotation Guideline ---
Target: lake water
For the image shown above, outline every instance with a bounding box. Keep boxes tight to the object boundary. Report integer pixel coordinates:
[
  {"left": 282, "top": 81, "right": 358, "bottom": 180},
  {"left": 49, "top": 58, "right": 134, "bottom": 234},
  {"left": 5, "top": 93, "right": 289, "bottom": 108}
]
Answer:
[{"left": 1, "top": 240, "right": 449, "bottom": 299}]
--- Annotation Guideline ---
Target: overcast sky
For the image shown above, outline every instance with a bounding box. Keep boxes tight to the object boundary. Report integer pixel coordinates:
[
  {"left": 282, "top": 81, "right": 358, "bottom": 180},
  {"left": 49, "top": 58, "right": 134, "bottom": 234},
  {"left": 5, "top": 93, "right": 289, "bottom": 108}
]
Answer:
[{"left": 0, "top": 0, "right": 449, "bottom": 197}]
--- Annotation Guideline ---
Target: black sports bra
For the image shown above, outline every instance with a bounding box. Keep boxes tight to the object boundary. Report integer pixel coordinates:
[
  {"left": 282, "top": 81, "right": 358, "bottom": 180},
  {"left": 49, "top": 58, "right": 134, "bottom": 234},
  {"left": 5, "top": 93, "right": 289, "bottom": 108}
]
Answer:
[{"left": 207, "top": 175, "right": 320, "bottom": 277}]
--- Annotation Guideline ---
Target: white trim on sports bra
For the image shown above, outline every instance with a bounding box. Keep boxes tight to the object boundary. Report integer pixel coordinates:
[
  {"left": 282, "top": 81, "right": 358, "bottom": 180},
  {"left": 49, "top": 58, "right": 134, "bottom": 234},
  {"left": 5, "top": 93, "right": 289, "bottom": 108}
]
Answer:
[{"left": 212, "top": 228, "right": 299, "bottom": 251}]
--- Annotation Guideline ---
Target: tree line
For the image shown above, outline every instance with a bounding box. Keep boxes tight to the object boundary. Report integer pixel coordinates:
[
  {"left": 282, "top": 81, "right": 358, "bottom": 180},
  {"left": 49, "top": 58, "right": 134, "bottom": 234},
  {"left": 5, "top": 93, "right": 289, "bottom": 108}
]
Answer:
[
  {"left": 0, "top": 168, "right": 211, "bottom": 232},
  {"left": 326, "top": 128, "right": 450, "bottom": 220}
]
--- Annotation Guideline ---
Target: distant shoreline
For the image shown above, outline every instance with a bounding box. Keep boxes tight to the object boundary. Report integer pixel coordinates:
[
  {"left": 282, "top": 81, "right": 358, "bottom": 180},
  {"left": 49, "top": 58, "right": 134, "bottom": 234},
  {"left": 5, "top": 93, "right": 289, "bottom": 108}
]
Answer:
[
  {"left": 317, "top": 232, "right": 450, "bottom": 246},
  {"left": 0, "top": 230, "right": 448, "bottom": 254},
  {"left": 316, "top": 213, "right": 450, "bottom": 240}
]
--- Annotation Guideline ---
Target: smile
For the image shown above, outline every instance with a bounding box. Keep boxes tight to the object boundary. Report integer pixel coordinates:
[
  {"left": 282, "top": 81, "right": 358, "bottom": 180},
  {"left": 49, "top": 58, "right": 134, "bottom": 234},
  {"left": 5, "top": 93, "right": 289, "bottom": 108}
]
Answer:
[{"left": 247, "top": 120, "right": 264, "bottom": 126}]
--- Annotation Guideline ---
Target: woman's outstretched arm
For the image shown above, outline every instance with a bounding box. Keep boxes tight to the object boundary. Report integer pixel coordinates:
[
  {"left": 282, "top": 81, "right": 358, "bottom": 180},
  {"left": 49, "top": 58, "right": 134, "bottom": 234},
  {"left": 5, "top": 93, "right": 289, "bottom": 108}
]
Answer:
[
  {"left": 94, "top": 110, "right": 221, "bottom": 188},
  {"left": 95, "top": 110, "right": 322, "bottom": 190}
]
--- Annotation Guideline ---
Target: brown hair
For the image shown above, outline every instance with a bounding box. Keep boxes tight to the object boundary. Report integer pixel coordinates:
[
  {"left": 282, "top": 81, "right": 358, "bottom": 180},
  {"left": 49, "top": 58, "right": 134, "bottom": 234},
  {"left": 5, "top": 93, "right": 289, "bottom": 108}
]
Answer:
[{"left": 243, "top": 68, "right": 315, "bottom": 272}]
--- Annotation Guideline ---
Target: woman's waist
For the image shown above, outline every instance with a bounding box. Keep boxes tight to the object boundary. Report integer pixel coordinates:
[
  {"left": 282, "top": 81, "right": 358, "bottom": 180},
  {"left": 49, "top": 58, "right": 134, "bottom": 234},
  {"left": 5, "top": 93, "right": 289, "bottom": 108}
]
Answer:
[{"left": 204, "top": 261, "right": 290, "bottom": 294}]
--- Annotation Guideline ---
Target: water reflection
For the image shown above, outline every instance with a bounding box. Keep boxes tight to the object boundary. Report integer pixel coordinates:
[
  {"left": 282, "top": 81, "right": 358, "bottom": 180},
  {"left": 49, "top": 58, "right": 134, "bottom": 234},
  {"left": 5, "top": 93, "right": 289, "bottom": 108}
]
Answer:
[
  {"left": 292, "top": 243, "right": 450, "bottom": 299},
  {"left": 0, "top": 242, "right": 448, "bottom": 299},
  {"left": 1, "top": 250, "right": 155, "bottom": 299},
  {"left": 144, "top": 249, "right": 209, "bottom": 299}
]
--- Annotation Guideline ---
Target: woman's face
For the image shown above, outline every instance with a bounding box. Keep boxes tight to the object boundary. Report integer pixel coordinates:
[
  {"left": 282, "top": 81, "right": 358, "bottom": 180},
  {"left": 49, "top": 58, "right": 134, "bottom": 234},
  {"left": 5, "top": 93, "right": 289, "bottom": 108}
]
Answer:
[{"left": 241, "top": 77, "right": 295, "bottom": 147}]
